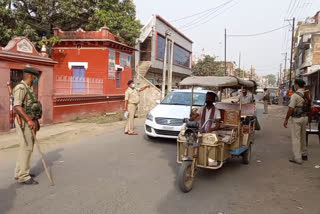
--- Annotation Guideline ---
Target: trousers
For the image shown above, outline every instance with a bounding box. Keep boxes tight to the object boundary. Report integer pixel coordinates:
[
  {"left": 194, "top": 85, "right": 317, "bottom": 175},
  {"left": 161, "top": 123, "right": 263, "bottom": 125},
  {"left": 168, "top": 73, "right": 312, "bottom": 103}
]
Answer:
[
  {"left": 14, "top": 118, "right": 34, "bottom": 182},
  {"left": 291, "top": 116, "right": 308, "bottom": 161},
  {"left": 125, "top": 103, "right": 137, "bottom": 133},
  {"left": 264, "top": 100, "right": 268, "bottom": 113}
]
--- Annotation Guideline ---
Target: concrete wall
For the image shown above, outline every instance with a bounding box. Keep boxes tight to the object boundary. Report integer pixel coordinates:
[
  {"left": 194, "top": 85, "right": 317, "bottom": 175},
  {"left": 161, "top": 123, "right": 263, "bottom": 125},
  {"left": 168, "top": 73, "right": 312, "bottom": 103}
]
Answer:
[
  {"left": 135, "top": 75, "right": 161, "bottom": 117},
  {"left": 0, "top": 64, "right": 10, "bottom": 132}
]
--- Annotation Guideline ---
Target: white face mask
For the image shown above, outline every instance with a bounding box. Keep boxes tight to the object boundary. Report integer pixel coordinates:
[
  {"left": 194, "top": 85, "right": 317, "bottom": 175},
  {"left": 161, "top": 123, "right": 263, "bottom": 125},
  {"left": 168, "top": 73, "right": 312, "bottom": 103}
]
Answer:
[{"left": 131, "top": 84, "right": 136, "bottom": 88}]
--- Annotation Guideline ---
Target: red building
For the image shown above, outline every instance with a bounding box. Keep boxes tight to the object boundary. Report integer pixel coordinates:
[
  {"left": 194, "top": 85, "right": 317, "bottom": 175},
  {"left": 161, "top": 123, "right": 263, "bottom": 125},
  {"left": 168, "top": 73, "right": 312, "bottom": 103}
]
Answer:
[
  {"left": 0, "top": 37, "right": 56, "bottom": 132},
  {"left": 52, "top": 27, "right": 136, "bottom": 122}
]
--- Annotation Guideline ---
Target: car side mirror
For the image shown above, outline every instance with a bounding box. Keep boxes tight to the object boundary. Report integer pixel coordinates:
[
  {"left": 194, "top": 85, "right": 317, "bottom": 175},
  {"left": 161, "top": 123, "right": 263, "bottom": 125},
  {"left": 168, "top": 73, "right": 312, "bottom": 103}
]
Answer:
[{"left": 156, "top": 100, "right": 160, "bottom": 104}]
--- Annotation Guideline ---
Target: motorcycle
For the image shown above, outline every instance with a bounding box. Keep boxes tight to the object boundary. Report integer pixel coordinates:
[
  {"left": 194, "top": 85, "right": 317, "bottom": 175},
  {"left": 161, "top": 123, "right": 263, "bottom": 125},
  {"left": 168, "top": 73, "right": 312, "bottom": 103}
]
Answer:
[{"left": 307, "top": 100, "right": 320, "bottom": 146}]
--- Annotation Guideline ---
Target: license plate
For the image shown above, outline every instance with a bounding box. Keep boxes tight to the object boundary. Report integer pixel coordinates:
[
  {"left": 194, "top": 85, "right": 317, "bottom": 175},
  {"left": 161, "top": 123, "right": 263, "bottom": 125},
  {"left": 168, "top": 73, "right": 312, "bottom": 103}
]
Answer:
[{"left": 162, "top": 126, "right": 174, "bottom": 130}]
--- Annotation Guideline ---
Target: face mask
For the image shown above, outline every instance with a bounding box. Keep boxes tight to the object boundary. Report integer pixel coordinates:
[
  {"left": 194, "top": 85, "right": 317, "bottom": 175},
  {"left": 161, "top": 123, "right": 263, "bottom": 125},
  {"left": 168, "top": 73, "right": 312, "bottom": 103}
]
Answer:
[
  {"left": 33, "top": 77, "right": 39, "bottom": 84},
  {"left": 205, "top": 100, "right": 213, "bottom": 105},
  {"left": 131, "top": 84, "right": 136, "bottom": 88}
]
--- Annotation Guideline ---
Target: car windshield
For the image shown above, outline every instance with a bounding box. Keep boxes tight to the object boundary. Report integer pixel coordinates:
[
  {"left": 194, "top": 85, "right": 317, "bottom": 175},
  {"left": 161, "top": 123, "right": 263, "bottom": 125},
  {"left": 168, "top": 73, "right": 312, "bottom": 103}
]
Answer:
[{"left": 161, "top": 92, "right": 207, "bottom": 106}]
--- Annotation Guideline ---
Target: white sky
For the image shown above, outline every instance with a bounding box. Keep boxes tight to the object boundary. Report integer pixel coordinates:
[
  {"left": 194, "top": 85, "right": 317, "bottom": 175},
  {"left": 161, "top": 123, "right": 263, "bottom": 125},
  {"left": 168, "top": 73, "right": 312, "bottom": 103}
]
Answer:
[{"left": 133, "top": 0, "right": 320, "bottom": 76}]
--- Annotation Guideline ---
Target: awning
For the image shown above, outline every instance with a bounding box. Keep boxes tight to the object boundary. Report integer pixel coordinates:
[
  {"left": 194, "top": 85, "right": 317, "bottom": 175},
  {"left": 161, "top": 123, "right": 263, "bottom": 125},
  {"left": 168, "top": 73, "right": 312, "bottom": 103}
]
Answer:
[
  {"left": 179, "top": 76, "right": 257, "bottom": 88},
  {"left": 302, "top": 69, "right": 320, "bottom": 76}
]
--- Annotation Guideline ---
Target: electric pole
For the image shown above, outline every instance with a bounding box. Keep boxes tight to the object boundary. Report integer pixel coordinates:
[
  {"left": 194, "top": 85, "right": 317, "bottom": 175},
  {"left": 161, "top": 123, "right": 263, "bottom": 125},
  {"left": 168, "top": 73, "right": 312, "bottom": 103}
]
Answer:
[
  {"left": 279, "top": 63, "right": 282, "bottom": 87},
  {"left": 238, "top": 52, "right": 241, "bottom": 77},
  {"left": 288, "top": 17, "right": 295, "bottom": 89},
  {"left": 224, "top": 28, "right": 227, "bottom": 76},
  {"left": 161, "top": 35, "right": 168, "bottom": 99},
  {"left": 282, "top": 52, "right": 287, "bottom": 84}
]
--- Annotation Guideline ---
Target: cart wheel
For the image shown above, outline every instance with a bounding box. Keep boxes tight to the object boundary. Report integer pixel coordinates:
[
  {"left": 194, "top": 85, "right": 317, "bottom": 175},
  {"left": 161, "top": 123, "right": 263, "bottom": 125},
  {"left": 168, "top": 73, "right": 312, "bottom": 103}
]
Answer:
[
  {"left": 178, "top": 161, "right": 194, "bottom": 193},
  {"left": 242, "top": 143, "right": 252, "bottom": 165}
]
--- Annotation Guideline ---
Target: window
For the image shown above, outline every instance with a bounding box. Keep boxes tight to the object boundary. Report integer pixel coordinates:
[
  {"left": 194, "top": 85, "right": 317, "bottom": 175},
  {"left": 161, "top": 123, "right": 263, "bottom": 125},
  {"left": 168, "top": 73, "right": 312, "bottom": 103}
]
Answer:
[
  {"left": 108, "top": 50, "right": 116, "bottom": 79},
  {"left": 120, "top": 53, "right": 131, "bottom": 67},
  {"left": 156, "top": 34, "right": 170, "bottom": 61},
  {"left": 72, "top": 66, "right": 86, "bottom": 93},
  {"left": 116, "top": 71, "right": 121, "bottom": 88},
  {"left": 173, "top": 44, "right": 191, "bottom": 68}
]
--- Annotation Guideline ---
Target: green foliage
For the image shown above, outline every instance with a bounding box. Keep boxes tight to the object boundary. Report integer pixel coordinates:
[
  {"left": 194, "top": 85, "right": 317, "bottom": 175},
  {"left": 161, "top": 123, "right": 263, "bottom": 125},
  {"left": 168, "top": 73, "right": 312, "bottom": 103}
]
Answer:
[
  {"left": 0, "top": 0, "right": 141, "bottom": 48},
  {"left": 192, "top": 55, "right": 225, "bottom": 76},
  {"left": 235, "top": 68, "right": 249, "bottom": 78},
  {"left": 266, "top": 74, "right": 277, "bottom": 86}
]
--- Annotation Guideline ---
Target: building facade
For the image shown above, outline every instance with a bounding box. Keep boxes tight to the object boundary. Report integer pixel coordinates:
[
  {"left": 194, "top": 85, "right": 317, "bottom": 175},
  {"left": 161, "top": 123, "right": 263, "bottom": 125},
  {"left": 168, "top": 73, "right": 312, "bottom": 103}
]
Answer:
[
  {"left": 294, "top": 11, "right": 320, "bottom": 100},
  {"left": 0, "top": 37, "right": 56, "bottom": 132},
  {"left": 135, "top": 14, "right": 193, "bottom": 88},
  {"left": 52, "top": 27, "right": 136, "bottom": 122}
]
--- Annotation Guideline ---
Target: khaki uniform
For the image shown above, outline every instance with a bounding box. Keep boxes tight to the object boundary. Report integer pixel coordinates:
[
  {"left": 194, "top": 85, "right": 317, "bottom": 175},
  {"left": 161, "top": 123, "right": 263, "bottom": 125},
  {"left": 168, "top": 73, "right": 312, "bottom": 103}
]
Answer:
[
  {"left": 288, "top": 88, "right": 308, "bottom": 162},
  {"left": 125, "top": 87, "right": 140, "bottom": 133},
  {"left": 263, "top": 91, "right": 269, "bottom": 114},
  {"left": 13, "top": 80, "right": 36, "bottom": 182}
]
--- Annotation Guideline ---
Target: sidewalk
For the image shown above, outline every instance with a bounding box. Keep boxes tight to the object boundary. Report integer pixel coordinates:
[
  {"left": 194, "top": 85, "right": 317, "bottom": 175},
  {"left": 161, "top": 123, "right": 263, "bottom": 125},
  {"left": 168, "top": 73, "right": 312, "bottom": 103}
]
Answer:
[{"left": 0, "top": 118, "right": 144, "bottom": 151}]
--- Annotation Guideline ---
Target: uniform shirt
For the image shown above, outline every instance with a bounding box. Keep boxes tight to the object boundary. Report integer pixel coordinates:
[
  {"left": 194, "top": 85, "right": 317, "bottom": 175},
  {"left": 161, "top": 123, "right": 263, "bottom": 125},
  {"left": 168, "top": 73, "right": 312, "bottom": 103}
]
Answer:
[
  {"left": 197, "top": 106, "right": 221, "bottom": 128},
  {"left": 237, "top": 93, "right": 254, "bottom": 104},
  {"left": 263, "top": 91, "right": 269, "bottom": 101},
  {"left": 288, "top": 88, "right": 305, "bottom": 109},
  {"left": 125, "top": 87, "right": 140, "bottom": 104},
  {"left": 13, "top": 80, "right": 34, "bottom": 107}
]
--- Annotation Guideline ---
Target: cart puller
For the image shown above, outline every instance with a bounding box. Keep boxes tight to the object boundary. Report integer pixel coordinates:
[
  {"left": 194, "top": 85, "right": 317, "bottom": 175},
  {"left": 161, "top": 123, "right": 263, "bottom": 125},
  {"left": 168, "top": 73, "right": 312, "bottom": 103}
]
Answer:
[{"left": 10, "top": 66, "right": 53, "bottom": 185}]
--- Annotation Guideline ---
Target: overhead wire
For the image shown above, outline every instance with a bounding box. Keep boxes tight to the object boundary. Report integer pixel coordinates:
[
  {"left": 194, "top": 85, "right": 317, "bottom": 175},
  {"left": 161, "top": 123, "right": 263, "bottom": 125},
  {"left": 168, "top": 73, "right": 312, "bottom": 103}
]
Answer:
[
  {"left": 178, "top": 0, "right": 234, "bottom": 29},
  {"left": 181, "top": 1, "right": 239, "bottom": 32},
  {"left": 169, "top": 0, "right": 232, "bottom": 22},
  {"left": 227, "top": 25, "right": 289, "bottom": 37}
]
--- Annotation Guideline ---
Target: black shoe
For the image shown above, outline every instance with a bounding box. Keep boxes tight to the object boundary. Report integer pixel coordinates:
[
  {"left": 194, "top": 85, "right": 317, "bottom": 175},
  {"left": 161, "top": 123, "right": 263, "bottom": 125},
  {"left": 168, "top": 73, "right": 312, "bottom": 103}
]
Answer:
[
  {"left": 302, "top": 155, "right": 308, "bottom": 161},
  {"left": 20, "top": 178, "right": 39, "bottom": 185},
  {"left": 15, "top": 174, "right": 36, "bottom": 180}
]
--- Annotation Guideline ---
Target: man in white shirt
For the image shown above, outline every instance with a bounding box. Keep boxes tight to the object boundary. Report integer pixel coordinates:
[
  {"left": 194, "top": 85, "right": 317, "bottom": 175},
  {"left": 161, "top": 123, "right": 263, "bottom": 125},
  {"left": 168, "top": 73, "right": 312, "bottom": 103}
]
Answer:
[
  {"left": 235, "top": 88, "right": 254, "bottom": 104},
  {"left": 191, "top": 92, "right": 221, "bottom": 133}
]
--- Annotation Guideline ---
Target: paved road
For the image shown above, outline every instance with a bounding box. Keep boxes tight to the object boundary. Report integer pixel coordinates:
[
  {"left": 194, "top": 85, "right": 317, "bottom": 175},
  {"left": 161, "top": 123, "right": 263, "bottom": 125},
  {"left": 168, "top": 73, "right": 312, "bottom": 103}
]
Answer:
[{"left": 0, "top": 104, "right": 319, "bottom": 214}]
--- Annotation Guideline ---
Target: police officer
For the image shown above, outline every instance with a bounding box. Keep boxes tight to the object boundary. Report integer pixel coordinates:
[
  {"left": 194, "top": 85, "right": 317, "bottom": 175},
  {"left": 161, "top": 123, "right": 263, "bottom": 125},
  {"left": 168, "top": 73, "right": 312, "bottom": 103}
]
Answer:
[
  {"left": 283, "top": 79, "right": 310, "bottom": 165},
  {"left": 124, "top": 80, "right": 150, "bottom": 135},
  {"left": 13, "top": 67, "right": 41, "bottom": 185},
  {"left": 263, "top": 88, "right": 269, "bottom": 114}
]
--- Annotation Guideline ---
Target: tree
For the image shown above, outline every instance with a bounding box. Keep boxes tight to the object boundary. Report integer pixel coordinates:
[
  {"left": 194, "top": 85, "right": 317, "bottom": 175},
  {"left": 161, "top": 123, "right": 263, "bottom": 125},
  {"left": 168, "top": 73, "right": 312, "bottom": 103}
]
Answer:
[
  {"left": 192, "top": 55, "right": 225, "bottom": 76},
  {"left": 266, "top": 74, "right": 277, "bottom": 86},
  {"left": 235, "top": 68, "right": 249, "bottom": 78},
  {"left": 0, "top": 0, "right": 141, "bottom": 48}
]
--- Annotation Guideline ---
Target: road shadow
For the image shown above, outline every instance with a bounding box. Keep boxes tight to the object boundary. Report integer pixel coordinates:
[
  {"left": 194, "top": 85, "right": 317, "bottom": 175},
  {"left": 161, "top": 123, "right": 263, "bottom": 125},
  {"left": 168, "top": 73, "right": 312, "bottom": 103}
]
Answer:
[
  {"left": 32, "top": 148, "right": 64, "bottom": 179},
  {"left": 0, "top": 183, "right": 22, "bottom": 214},
  {"left": 0, "top": 148, "right": 63, "bottom": 214}
]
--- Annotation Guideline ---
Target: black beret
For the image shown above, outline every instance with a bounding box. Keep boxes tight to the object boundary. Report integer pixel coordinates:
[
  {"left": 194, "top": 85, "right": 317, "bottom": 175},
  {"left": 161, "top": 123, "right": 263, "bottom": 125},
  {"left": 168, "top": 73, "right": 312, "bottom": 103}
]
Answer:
[
  {"left": 294, "top": 79, "right": 306, "bottom": 87},
  {"left": 127, "top": 80, "right": 134, "bottom": 86},
  {"left": 23, "top": 67, "right": 40, "bottom": 76}
]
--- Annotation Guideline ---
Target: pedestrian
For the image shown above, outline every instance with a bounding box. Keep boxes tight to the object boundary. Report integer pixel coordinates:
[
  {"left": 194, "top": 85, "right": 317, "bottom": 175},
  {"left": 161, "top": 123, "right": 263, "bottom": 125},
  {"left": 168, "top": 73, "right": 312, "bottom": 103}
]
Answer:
[
  {"left": 283, "top": 79, "right": 311, "bottom": 165},
  {"left": 13, "top": 67, "right": 42, "bottom": 185},
  {"left": 124, "top": 80, "right": 150, "bottom": 135},
  {"left": 263, "top": 88, "right": 269, "bottom": 114}
]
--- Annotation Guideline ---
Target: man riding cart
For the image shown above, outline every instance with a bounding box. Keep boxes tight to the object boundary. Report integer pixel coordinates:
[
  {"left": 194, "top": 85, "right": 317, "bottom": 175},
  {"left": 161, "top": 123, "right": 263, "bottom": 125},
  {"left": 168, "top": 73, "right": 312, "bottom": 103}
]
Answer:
[{"left": 176, "top": 76, "right": 257, "bottom": 193}]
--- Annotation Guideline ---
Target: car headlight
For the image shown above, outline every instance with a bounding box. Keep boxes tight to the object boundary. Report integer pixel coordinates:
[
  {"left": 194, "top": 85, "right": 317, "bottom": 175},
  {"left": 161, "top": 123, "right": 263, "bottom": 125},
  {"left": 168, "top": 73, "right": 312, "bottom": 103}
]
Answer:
[{"left": 147, "top": 113, "right": 154, "bottom": 121}]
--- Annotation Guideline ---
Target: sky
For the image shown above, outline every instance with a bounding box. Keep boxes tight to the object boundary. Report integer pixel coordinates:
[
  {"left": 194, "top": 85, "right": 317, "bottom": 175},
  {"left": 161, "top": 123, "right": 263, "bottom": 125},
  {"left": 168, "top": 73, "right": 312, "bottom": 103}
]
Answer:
[{"left": 133, "top": 0, "right": 320, "bottom": 76}]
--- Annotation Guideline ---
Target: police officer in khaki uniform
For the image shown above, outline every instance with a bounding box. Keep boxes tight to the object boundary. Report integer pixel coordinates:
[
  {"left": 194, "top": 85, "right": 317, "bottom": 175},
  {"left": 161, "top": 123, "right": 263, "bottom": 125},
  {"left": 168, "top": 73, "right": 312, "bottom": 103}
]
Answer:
[
  {"left": 284, "top": 79, "right": 310, "bottom": 165},
  {"left": 13, "top": 67, "right": 41, "bottom": 185},
  {"left": 124, "top": 80, "right": 150, "bottom": 135}
]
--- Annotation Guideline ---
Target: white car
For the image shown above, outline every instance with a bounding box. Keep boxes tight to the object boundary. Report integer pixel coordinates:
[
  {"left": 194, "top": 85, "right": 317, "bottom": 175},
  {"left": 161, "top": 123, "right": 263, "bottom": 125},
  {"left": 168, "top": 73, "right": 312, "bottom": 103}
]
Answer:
[{"left": 145, "top": 89, "right": 216, "bottom": 139}]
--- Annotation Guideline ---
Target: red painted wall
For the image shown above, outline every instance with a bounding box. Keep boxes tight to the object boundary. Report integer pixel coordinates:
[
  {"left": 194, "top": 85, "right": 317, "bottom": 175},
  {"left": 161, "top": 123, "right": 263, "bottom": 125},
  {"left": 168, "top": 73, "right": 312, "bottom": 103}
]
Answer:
[{"left": 52, "top": 46, "right": 133, "bottom": 95}]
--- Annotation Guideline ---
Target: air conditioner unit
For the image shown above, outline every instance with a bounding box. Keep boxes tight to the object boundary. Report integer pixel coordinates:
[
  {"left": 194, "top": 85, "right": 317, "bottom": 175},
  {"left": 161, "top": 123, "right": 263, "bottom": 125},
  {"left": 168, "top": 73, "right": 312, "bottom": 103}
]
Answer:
[{"left": 115, "top": 64, "right": 124, "bottom": 71}]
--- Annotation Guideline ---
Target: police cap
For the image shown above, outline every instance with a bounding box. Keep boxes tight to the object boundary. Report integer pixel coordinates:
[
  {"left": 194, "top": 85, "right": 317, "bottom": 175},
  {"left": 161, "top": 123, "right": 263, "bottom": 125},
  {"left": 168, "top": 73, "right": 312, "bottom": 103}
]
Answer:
[
  {"left": 23, "top": 67, "right": 40, "bottom": 76},
  {"left": 294, "top": 79, "right": 306, "bottom": 87}
]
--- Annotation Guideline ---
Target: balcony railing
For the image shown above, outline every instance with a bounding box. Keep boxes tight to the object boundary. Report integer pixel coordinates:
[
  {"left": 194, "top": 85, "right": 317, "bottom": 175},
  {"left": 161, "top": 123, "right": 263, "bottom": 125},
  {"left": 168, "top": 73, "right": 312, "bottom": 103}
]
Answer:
[{"left": 54, "top": 75, "right": 104, "bottom": 95}]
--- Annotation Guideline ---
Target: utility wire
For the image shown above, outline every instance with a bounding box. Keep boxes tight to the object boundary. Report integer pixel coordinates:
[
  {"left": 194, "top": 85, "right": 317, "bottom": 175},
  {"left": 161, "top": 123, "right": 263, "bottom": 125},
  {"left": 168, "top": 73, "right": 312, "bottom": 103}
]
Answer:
[
  {"left": 182, "top": 1, "right": 239, "bottom": 31},
  {"left": 178, "top": 0, "right": 234, "bottom": 29},
  {"left": 227, "top": 25, "right": 289, "bottom": 37},
  {"left": 169, "top": 0, "right": 232, "bottom": 22}
]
